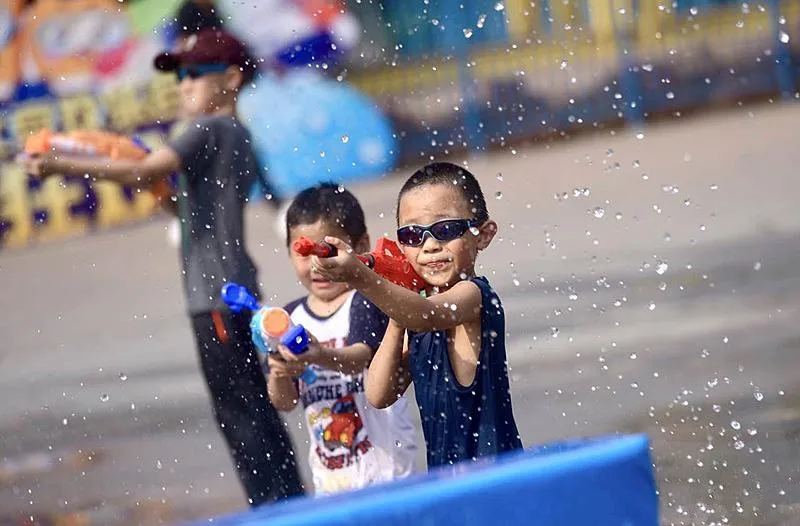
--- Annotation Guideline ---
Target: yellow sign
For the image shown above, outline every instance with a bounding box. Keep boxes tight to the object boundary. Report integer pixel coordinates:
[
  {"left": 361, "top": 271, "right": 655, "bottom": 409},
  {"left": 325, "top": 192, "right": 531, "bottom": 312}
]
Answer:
[{"left": 0, "top": 77, "right": 178, "bottom": 249}]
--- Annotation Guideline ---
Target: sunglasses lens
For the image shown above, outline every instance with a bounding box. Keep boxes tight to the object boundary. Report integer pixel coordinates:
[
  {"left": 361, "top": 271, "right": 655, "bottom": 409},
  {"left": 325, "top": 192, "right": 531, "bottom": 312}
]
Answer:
[
  {"left": 397, "top": 226, "right": 424, "bottom": 246},
  {"left": 430, "top": 220, "right": 467, "bottom": 242}
]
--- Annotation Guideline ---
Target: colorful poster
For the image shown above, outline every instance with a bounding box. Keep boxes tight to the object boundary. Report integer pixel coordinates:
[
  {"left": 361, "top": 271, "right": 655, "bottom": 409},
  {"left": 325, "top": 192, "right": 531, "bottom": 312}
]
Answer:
[{"left": 0, "top": 0, "right": 397, "bottom": 249}]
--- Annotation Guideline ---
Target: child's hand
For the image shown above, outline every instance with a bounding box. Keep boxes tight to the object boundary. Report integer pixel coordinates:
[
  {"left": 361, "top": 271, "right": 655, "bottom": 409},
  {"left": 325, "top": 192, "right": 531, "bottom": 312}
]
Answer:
[
  {"left": 16, "top": 152, "right": 58, "bottom": 179},
  {"left": 311, "top": 236, "right": 363, "bottom": 283},
  {"left": 267, "top": 354, "right": 307, "bottom": 378},
  {"left": 274, "top": 332, "right": 324, "bottom": 367}
]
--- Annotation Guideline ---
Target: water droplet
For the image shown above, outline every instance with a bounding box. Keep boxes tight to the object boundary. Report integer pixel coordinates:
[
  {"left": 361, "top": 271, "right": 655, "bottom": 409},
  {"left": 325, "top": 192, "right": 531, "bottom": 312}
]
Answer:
[
  {"left": 779, "top": 31, "right": 790, "bottom": 43},
  {"left": 709, "top": 184, "right": 718, "bottom": 190},
  {"left": 494, "top": 1, "right": 504, "bottom": 11},
  {"left": 496, "top": 173, "right": 504, "bottom": 181},
  {"left": 733, "top": 440, "right": 745, "bottom": 450},
  {"left": 747, "top": 428, "right": 758, "bottom": 436},
  {"left": 550, "top": 327, "right": 559, "bottom": 338},
  {"left": 463, "top": 28, "right": 473, "bottom": 38},
  {"left": 156, "top": 459, "right": 163, "bottom": 469},
  {"left": 560, "top": 60, "right": 568, "bottom": 70},
  {"left": 62, "top": 418, "right": 69, "bottom": 426},
  {"left": 642, "top": 63, "right": 654, "bottom": 72},
  {"left": 495, "top": 191, "right": 503, "bottom": 200},
  {"left": 395, "top": 440, "right": 402, "bottom": 447},
  {"left": 606, "top": 148, "right": 614, "bottom": 157},
  {"left": 635, "top": 132, "right": 645, "bottom": 140},
  {"left": 119, "top": 373, "right": 127, "bottom": 381},
  {"left": 658, "top": 281, "right": 667, "bottom": 291},
  {"left": 731, "top": 420, "right": 741, "bottom": 430},
  {"left": 469, "top": 226, "right": 480, "bottom": 235},
  {"left": 633, "top": 160, "right": 640, "bottom": 168},
  {"left": 648, "top": 302, "right": 656, "bottom": 311},
  {"left": 683, "top": 198, "right": 691, "bottom": 206},
  {"left": 689, "top": 6, "right": 698, "bottom": 15},
  {"left": 656, "top": 262, "right": 668, "bottom": 275},
  {"left": 340, "top": 135, "right": 349, "bottom": 143},
  {"left": 666, "top": 91, "right": 675, "bottom": 99},
  {"left": 100, "top": 393, "right": 109, "bottom": 402},
  {"left": 630, "top": 353, "right": 637, "bottom": 360},
  {"left": 615, "top": 212, "right": 623, "bottom": 220},
  {"left": 618, "top": 7, "right": 626, "bottom": 14},
  {"left": 593, "top": 207, "right": 605, "bottom": 218},
  {"left": 476, "top": 14, "right": 487, "bottom": 28},
  {"left": 712, "top": 404, "right": 721, "bottom": 412},
  {"left": 736, "top": 20, "right": 744, "bottom": 28},
  {"left": 753, "top": 261, "right": 762, "bottom": 271},
  {"left": 754, "top": 391, "right": 764, "bottom": 402}
]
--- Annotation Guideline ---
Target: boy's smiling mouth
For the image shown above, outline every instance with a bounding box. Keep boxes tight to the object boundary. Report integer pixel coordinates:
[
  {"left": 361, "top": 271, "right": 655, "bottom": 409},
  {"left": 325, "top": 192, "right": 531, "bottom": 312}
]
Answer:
[{"left": 421, "top": 258, "right": 453, "bottom": 272}]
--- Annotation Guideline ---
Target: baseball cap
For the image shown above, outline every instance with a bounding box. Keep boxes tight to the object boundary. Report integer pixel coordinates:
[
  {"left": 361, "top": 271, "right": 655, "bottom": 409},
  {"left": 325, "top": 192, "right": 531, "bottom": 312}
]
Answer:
[{"left": 153, "top": 29, "right": 258, "bottom": 83}]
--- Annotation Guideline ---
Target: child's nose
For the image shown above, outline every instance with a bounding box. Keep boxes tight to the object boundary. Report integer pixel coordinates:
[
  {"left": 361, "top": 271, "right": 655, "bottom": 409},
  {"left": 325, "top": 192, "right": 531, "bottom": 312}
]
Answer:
[{"left": 421, "top": 233, "right": 441, "bottom": 251}]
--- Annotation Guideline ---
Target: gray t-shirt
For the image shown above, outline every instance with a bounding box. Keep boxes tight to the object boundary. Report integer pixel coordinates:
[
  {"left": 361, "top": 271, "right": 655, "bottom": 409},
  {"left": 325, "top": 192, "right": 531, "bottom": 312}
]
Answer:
[{"left": 168, "top": 114, "right": 261, "bottom": 315}]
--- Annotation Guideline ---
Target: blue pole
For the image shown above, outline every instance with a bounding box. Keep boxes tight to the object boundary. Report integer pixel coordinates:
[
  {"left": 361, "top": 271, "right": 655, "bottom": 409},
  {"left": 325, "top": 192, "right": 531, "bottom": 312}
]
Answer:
[
  {"left": 769, "top": 0, "right": 796, "bottom": 99},
  {"left": 613, "top": 0, "right": 645, "bottom": 123}
]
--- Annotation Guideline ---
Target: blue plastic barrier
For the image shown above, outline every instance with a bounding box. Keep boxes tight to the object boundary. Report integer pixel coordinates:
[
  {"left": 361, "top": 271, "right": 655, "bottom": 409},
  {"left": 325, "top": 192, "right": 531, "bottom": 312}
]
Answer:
[{"left": 187, "top": 434, "right": 659, "bottom": 526}]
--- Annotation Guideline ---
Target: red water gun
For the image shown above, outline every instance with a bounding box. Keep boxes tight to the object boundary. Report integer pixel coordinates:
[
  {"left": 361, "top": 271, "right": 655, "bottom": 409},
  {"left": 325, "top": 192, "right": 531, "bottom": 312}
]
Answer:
[
  {"left": 293, "top": 236, "right": 426, "bottom": 293},
  {"left": 21, "top": 129, "right": 173, "bottom": 202}
]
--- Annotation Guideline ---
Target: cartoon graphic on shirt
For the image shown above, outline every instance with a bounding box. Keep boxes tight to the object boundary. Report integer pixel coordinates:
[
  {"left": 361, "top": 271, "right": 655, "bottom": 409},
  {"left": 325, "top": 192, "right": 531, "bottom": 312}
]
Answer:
[
  {"left": 322, "top": 394, "right": 363, "bottom": 452},
  {"left": 309, "top": 391, "right": 373, "bottom": 470}
]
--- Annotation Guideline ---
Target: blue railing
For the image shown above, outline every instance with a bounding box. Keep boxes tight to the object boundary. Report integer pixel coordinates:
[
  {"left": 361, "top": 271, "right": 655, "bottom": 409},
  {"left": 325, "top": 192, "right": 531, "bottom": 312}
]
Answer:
[{"left": 346, "top": 0, "right": 799, "bottom": 161}]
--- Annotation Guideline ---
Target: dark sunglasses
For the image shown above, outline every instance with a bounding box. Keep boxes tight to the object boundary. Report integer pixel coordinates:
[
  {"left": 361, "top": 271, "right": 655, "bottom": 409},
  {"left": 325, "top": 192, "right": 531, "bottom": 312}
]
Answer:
[
  {"left": 396, "top": 218, "right": 481, "bottom": 247},
  {"left": 176, "top": 63, "right": 230, "bottom": 81}
]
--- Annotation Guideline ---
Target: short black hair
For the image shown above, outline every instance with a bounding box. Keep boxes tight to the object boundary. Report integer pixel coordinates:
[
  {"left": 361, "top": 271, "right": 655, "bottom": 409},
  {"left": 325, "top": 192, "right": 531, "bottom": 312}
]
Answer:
[
  {"left": 396, "top": 162, "right": 489, "bottom": 225},
  {"left": 286, "top": 182, "right": 367, "bottom": 245}
]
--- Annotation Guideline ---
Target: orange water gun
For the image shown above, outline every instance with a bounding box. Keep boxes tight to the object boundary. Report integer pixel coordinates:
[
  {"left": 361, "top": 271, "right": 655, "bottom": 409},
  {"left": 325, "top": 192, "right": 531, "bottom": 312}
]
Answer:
[
  {"left": 21, "top": 129, "right": 174, "bottom": 201},
  {"left": 293, "top": 236, "right": 426, "bottom": 293}
]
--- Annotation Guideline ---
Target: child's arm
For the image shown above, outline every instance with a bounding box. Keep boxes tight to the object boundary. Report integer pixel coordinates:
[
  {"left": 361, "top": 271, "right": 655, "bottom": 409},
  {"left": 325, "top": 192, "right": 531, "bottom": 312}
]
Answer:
[
  {"left": 266, "top": 355, "right": 304, "bottom": 412},
  {"left": 275, "top": 340, "right": 374, "bottom": 376},
  {"left": 312, "top": 236, "right": 483, "bottom": 332},
  {"left": 274, "top": 296, "right": 388, "bottom": 375},
  {"left": 366, "top": 319, "right": 412, "bottom": 409},
  {"left": 18, "top": 147, "right": 181, "bottom": 189}
]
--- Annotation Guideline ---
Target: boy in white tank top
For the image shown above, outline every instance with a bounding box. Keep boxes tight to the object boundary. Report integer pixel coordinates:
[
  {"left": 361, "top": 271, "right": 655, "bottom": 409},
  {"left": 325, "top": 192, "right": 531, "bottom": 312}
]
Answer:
[{"left": 265, "top": 183, "right": 419, "bottom": 495}]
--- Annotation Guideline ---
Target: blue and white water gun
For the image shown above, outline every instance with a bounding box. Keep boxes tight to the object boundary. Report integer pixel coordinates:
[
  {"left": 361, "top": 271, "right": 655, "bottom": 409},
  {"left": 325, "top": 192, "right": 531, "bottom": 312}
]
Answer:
[{"left": 222, "top": 283, "right": 318, "bottom": 385}]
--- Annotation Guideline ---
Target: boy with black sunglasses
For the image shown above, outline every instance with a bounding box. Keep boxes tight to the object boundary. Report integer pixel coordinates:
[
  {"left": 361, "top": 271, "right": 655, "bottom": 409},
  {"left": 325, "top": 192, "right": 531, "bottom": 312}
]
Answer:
[
  {"left": 17, "top": 29, "right": 304, "bottom": 506},
  {"left": 310, "top": 161, "right": 523, "bottom": 468}
]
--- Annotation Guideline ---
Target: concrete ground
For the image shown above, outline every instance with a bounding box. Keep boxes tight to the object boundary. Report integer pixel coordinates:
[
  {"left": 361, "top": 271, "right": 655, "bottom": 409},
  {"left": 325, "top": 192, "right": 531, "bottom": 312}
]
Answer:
[{"left": 1, "top": 101, "right": 800, "bottom": 525}]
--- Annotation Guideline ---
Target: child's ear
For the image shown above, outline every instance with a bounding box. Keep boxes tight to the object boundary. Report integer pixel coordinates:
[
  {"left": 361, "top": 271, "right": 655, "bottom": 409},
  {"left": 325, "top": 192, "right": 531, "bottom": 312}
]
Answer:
[
  {"left": 476, "top": 220, "right": 497, "bottom": 250},
  {"left": 224, "top": 66, "right": 244, "bottom": 92}
]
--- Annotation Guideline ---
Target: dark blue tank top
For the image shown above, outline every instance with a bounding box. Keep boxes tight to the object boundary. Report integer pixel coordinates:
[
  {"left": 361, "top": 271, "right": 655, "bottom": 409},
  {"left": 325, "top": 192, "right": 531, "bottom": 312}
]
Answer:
[{"left": 408, "top": 276, "right": 522, "bottom": 467}]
